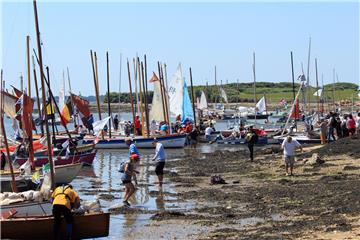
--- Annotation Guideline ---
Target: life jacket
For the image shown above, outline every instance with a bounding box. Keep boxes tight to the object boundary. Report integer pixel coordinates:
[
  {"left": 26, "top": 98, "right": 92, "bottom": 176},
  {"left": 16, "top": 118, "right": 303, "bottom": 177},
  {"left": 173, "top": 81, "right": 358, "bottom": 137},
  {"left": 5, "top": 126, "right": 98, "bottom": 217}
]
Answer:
[{"left": 53, "top": 185, "right": 72, "bottom": 201}]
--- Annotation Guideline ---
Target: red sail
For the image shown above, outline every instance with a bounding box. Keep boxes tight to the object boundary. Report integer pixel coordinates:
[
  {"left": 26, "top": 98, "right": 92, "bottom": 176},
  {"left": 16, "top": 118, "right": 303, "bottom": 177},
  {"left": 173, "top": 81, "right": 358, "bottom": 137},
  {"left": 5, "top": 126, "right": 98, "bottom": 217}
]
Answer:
[
  {"left": 71, "top": 93, "right": 91, "bottom": 118},
  {"left": 290, "top": 99, "right": 300, "bottom": 119}
]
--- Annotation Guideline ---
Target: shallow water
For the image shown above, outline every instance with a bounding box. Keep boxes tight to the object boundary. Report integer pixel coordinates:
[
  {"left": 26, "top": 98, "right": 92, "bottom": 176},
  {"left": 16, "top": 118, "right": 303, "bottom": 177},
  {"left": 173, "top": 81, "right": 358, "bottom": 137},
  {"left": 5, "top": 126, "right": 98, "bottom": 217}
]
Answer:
[{"left": 71, "top": 148, "right": 197, "bottom": 239}]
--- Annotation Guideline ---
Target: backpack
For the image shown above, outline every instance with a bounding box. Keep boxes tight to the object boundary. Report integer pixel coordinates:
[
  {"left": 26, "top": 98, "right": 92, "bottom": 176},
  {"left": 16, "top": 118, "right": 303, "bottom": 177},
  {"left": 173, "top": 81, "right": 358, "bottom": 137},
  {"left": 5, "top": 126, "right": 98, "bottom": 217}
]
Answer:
[{"left": 118, "top": 162, "right": 127, "bottom": 173}]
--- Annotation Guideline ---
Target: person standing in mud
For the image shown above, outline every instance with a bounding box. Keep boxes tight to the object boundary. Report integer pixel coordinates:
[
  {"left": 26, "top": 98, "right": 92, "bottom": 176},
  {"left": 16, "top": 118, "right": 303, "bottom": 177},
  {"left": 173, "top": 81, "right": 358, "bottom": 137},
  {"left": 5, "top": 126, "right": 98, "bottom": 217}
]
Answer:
[
  {"left": 125, "top": 138, "right": 140, "bottom": 158},
  {"left": 152, "top": 138, "right": 166, "bottom": 186},
  {"left": 281, "top": 136, "right": 303, "bottom": 176},
  {"left": 120, "top": 154, "right": 139, "bottom": 206},
  {"left": 245, "top": 126, "right": 258, "bottom": 162}
]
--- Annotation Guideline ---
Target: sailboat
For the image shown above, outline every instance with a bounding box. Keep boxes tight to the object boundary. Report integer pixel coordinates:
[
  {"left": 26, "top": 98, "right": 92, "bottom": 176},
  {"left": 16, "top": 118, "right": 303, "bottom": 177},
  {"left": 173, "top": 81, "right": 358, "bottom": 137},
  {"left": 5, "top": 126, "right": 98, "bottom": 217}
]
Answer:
[
  {"left": 83, "top": 68, "right": 187, "bottom": 149},
  {"left": 246, "top": 96, "right": 269, "bottom": 119},
  {"left": 217, "top": 87, "right": 236, "bottom": 120}
]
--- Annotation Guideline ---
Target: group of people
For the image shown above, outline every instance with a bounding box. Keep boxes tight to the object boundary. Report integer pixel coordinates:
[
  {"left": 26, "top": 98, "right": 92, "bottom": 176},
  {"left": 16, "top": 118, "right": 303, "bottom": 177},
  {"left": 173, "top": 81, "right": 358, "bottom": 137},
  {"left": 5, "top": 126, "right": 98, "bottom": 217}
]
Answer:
[
  {"left": 120, "top": 138, "right": 166, "bottom": 206},
  {"left": 316, "top": 112, "right": 360, "bottom": 144}
]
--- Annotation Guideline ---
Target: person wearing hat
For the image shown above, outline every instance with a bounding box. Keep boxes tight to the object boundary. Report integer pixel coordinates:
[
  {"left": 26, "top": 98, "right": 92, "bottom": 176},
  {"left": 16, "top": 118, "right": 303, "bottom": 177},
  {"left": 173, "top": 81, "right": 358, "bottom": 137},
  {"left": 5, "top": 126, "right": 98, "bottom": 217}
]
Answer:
[
  {"left": 125, "top": 138, "right": 140, "bottom": 158},
  {"left": 152, "top": 138, "right": 166, "bottom": 186},
  {"left": 245, "top": 126, "right": 258, "bottom": 161},
  {"left": 281, "top": 136, "right": 303, "bottom": 176},
  {"left": 120, "top": 153, "right": 139, "bottom": 206},
  {"left": 51, "top": 184, "right": 80, "bottom": 239}
]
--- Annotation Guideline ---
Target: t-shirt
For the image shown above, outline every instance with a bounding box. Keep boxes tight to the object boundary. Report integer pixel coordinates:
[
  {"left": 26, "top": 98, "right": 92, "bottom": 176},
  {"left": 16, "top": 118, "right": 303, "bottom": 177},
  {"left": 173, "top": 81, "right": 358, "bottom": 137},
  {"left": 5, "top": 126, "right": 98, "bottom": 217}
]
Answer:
[
  {"left": 51, "top": 186, "right": 79, "bottom": 210},
  {"left": 281, "top": 139, "right": 301, "bottom": 156},
  {"left": 205, "top": 127, "right": 213, "bottom": 136},
  {"left": 120, "top": 162, "right": 133, "bottom": 181},
  {"left": 134, "top": 119, "right": 141, "bottom": 129},
  {"left": 347, "top": 119, "right": 356, "bottom": 129},
  {"left": 153, "top": 142, "right": 166, "bottom": 162},
  {"left": 160, "top": 124, "right": 168, "bottom": 131}
]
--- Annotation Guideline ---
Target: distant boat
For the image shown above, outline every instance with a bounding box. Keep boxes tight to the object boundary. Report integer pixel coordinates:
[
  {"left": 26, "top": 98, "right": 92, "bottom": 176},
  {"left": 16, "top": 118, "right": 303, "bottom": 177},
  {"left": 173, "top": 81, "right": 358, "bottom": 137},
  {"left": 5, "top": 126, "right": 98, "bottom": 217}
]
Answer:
[{"left": 83, "top": 134, "right": 187, "bottom": 149}]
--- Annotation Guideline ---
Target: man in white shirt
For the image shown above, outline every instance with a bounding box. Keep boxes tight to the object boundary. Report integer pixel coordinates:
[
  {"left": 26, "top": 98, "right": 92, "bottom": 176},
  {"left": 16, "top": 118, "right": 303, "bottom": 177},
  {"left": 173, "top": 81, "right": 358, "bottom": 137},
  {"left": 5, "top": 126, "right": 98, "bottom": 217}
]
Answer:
[
  {"left": 205, "top": 125, "right": 214, "bottom": 142},
  {"left": 281, "top": 136, "right": 303, "bottom": 176},
  {"left": 152, "top": 138, "right": 166, "bottom": 187}
]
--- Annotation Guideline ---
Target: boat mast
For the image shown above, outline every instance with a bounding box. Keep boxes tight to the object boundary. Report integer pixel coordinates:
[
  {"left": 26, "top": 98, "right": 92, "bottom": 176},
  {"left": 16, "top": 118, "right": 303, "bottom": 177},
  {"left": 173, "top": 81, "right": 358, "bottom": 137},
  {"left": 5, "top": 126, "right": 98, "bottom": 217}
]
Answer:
[
  {"left": 315, "top": 58, "right": 320, "bottom": 112},
  {"left": 252, "top": 52, "right": 257, "bottom": 125},
  {"left": 0, "top": 71, "right": 18, "bottom": 192},
  {"left": 118, "top": 53, "right": 122, "bottom": 120},
  {"left": 189, "top": 67, "right": 197, "bottom": 126},
  {"left": 332, "top": 68, "right": 336, "bottom": 112},
  {"left": 157, "top": 62, "right": 167, "bottom": 123},
  {"left": 26, "top": 36, "right": 35, "bottom": 169},
  {"left": 106, "top": 52, "right": 112, "bottom": 138},
  {"left": 33, "top": 0, "right": 55, "bottom": 189},
  {"left": 32, "top": 55, "right": 43, "bottom": 135},
  {"left": 290, "top": 51, "right": 297, "bottom": 130},
  {"left": 306, "top": 37, "right": 311, "bottom": 113},
  {"left": 66, "top": 67, "right": 76, "bottom": 127},
  {"left": 127, "top": 59, "right": 136, "bottom": 126},
  {"left": 137, "top": 57, "right": 145, "bottom": 136},
  {"left": 141, "top": 61, "right": 150, "bottom": 137}
]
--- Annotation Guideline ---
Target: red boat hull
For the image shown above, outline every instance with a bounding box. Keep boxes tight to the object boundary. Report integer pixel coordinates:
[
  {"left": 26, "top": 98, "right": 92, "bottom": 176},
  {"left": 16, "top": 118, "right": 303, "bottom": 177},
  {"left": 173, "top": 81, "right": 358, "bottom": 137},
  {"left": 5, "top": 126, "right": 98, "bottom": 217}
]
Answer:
[{"left": 15, "top": 151, "right": 97, "bottom": 167}]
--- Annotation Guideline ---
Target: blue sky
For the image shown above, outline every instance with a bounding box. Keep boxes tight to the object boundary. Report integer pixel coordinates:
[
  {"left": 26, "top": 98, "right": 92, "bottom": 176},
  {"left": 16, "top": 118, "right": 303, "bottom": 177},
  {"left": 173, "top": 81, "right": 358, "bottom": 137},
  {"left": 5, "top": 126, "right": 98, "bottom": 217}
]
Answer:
[{"left": 1, "top": 1, "right": 359, "bottom": 96}]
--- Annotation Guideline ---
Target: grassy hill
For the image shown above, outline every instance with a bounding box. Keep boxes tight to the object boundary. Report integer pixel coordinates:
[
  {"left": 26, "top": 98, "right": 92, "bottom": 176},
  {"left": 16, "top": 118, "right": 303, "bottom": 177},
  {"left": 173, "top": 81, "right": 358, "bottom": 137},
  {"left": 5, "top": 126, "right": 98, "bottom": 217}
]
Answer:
[{"left": 104, "top": 82, "right": 359, "bottom": 104}]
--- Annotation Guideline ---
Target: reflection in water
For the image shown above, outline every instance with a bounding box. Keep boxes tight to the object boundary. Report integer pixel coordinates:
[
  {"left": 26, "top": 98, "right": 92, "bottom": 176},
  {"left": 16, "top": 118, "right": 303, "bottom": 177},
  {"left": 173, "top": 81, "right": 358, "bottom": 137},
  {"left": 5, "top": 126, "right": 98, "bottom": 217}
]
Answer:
[
  {"left": 155, "top": 188, "right": 165, "bottom": 211},
  {"left": 108, "top": 152, "right": 112, "bottom": 191}
]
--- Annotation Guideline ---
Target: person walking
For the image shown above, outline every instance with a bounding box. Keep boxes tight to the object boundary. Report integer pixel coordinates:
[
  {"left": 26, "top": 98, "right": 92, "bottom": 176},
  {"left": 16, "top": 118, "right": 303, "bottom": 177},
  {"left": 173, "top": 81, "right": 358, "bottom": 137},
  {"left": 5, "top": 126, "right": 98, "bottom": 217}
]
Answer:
[
  {"left": 204, "top": 124, "right": 214, "bottom": 142},
  {"left": 51, "top": 184, "right": 80, "bottom": 240},
  {"left": 134, "top": 116, "right": 141, "bottom": 135},
  {"left": 347, "top": 114, "right": 356, "bottom": 137},
  {"left": 125, "top": 138, "right": 140, "bottom": 158},
  {"left": 113, "top": 115, "right": 119, "bottom": 132},
  {"left": 318, "top": 118, "right": 328, "bottom": 144},
  {"left": 245, "top": 126, "right": 258, "bottom": 162},
  {"left": 327, "top": 113, "right": 337, "bottom": 142},
  {"left": 152, "top": 138, "right": 166, "bottom": 186},
  {"left": 1, "top": 151, "right": 6, "bottom": 170},
  {"left": 120, "top": 154, "right": 139, "bottom": 206},
  {"left": 281, "top": 136, "right": 303, "bottom": 176}
]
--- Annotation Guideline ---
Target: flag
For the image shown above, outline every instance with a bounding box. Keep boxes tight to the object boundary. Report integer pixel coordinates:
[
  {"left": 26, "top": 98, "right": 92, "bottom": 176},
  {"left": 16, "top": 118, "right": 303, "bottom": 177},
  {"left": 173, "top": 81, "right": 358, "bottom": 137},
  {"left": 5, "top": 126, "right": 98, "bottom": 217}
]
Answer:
[
  {"left": 256, "top": 96, "right": 266, "bottom": 113},
  {"left": 15, "top": 93, "right": 34, "bottom": 138},
  {"left": 31, "top": 171, "right": 41, "bottom": 184},
  {"left": 313, "top": 89, "right": 322, "bottom": 97},
  {"left": 71, "top": 93, "right": 91, "bottom": 118},
  {"left": 11, "top": 85, "right": 23, "bottom": 98},
  {"left": 93, "top": 116, "right": 111, "bottom": 137},
  {"left": 149, "top": 72, "right": 159, "bottom": 82},
  {"left": 219, "top": 87, "right": 228, "bottom": 104},
  {"left": 60, "top": 97, "right": 73, "bottom": 126},
  {"left": 290, "top": 99, "right": 300, "bottom": 119}
]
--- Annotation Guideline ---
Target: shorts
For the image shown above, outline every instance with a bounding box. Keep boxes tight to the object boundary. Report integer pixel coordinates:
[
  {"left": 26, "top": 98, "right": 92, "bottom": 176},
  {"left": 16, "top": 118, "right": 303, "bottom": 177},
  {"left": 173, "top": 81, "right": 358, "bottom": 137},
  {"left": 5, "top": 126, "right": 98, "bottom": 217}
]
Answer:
[
  {"left": 190, "top": 139, "right": 197, "bottom": 145},
  {"left": 205, "top": 135, "right": 211, "bottom": 141},
  {"left": 284, "top": 155, "right": 295, "bottom": 167},
  {"left": 122, "top": 180, "right": 131, "bottom": 184},
  {"left": 155, "top": 161, "right": 165, "bottom": 176}
]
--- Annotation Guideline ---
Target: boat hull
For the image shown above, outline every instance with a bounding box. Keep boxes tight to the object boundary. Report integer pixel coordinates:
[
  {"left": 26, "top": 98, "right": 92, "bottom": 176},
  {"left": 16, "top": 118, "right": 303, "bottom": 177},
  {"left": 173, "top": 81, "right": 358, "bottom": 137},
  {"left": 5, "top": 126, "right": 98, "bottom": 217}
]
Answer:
[
  {"left": 15, "top": 151, "right": 97, "bottom": 167},
  {"left": 217, "top": 136, "right": 268, "bottom": 145},
  {"left": 84, "top": 134, "right": 187, "bottom": 149},
  {"left": 247, "top": 114, "right": 269, "bottom": 120},
  {"left": 1, "top": 212, "right": 110, "bottom": 239},
  {"left": 274, "top": 135, "right": 321, "bottom": 144}
]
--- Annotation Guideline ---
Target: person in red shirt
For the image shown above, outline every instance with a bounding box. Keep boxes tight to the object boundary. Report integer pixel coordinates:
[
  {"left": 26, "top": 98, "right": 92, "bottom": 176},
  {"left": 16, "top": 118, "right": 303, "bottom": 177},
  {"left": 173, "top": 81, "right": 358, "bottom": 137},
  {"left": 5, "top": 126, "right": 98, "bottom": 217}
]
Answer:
[
  {"left": 134, "top": 116, "right": 141, "bottom": 135},
  {"left": 347, "top": 114, "right": 356, "bottom": 136}
]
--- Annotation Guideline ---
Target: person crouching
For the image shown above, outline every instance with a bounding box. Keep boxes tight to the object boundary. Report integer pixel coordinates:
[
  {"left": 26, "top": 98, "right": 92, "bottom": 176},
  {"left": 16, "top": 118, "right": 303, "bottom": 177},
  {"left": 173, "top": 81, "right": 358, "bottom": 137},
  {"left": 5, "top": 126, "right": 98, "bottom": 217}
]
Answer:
[
  {"left": 51, "top": 184, "right": 80, "bottom": 240},
  {"left": 121, "top": 154, "right": 139, "bottom": 207}
]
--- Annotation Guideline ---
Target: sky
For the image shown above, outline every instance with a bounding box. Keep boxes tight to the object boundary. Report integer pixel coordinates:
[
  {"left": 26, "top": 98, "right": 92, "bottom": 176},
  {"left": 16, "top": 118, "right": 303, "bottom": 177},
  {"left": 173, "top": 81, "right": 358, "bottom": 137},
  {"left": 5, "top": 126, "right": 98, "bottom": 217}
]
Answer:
[{"left": 1, "top": 0, "right": 359, "bottom": 96}]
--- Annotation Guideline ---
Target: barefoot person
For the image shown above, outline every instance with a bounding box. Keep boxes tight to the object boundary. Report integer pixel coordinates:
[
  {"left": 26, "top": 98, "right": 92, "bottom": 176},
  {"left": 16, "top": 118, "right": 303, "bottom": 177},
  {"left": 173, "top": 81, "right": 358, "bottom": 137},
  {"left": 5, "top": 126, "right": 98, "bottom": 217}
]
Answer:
[
  {"left": 152, "top": 138, "right": 166, "bottom": 186},
  {"left": 281, "top": 136, "right": 303, "bottom": 176},
  {"left": 120, "top": 154, "right": 139, "bottom": 206}
]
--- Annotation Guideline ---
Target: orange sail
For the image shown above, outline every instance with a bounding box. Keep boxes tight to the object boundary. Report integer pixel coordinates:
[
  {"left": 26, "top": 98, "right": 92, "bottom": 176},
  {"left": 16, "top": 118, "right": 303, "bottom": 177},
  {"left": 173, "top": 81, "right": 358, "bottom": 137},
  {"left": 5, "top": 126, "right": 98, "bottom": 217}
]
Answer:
[{"left": 290, "top": 99, "right": 300, "bottom": 119}]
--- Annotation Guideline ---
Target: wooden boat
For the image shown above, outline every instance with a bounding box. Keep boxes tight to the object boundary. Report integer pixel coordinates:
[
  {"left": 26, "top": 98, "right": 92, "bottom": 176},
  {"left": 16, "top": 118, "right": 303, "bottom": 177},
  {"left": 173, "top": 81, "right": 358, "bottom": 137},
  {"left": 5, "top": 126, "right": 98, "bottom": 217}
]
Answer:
[
  {"left": 1, "top": 200, "right": 52, "bottom": 216},
  {"left": 246, "top": 113, "right": 270, "bottom": 120},
  {"left": 1, "top": 212, "right": 110, "bottom": 239},
  {"left": 273, "top": 134, "right": 321, "bottom": 144},
  {"left": 83, "top": 133, "right": 187, "bottom": 149},
  {"left": 1, "top": 163, "right": 83, "bottom": 192},
  {"left": 15, "top": 150, "right": 97, "bottom": 167}
]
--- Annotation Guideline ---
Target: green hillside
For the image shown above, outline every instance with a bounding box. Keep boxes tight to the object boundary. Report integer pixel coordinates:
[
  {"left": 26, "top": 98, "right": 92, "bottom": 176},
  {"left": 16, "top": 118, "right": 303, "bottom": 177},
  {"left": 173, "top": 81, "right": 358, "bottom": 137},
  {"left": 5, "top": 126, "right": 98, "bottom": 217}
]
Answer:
[{"left": 104, "top": 82, "right": 359, "bottom": 104}]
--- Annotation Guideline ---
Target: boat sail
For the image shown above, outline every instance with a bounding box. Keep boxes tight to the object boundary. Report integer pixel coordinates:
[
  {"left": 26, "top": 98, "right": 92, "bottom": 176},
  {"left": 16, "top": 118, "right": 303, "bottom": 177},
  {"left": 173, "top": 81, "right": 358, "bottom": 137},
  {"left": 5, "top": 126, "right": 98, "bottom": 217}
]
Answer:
[
  {"left": 149, "top": 73, "right": 166, "bottom": 122},
  {"left": 197, "top": 90, "right": 208, "bottom": 110},
  {"left": 182, "top": 81, "right": 194, "bottom": 121},
  {"left": 168, "top": 64, "right": 184, "bottom": 117}
]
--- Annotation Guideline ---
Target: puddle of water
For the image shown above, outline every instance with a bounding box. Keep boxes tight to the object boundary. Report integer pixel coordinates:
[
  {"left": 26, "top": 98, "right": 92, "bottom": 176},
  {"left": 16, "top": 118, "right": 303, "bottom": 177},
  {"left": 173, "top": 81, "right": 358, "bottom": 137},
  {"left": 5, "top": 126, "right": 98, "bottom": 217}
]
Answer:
[{"left": 70, "top": 148, "right": 194, "bottom": 238}]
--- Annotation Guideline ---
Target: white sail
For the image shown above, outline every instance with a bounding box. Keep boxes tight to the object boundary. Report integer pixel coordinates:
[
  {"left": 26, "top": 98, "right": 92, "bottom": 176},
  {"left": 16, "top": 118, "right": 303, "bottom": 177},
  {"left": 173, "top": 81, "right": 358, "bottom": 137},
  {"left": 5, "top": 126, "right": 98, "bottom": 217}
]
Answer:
[
  {"left": 219, "top": 87, "right": 228, "bottom": 104},
  {"left": 149, "top": 80, "right": 166, "bottom": 122},
  {"left": 168, "top": 64, "right": 184, "bottom": 117},
  {"left": 313, "top": 89, "right": 322, "bottom": 97},
  {"left": 59, "top": 76, "right": 65, "bottom": 111},
  {"left": 198, "top": 91, "right": 208, "bottom": 110},
  {"left": 256, "top": 96, "right": 266, "bottom": 113}
]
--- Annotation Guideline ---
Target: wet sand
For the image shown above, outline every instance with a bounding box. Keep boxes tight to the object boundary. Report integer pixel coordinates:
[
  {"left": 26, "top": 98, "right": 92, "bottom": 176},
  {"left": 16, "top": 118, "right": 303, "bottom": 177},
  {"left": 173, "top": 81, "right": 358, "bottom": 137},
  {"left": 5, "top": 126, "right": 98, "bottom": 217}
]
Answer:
[{"left": 73, "top": 137, "right": 360, "bottom": 239}]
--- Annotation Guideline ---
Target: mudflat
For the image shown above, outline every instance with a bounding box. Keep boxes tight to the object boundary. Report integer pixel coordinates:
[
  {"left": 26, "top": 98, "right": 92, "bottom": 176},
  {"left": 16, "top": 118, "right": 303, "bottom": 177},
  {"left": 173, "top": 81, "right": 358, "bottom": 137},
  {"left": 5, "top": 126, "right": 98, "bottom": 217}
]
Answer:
[{"left": 121, "top": 137, "right": 360, "bottom": 239}]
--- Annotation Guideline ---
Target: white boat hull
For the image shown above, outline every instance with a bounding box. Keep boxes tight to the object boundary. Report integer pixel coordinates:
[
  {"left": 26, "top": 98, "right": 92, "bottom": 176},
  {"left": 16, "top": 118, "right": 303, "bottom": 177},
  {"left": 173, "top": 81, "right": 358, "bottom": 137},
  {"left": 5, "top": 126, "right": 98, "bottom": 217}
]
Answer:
[{"left": 83, "top": 134, "right": 187, "bottom": 149}]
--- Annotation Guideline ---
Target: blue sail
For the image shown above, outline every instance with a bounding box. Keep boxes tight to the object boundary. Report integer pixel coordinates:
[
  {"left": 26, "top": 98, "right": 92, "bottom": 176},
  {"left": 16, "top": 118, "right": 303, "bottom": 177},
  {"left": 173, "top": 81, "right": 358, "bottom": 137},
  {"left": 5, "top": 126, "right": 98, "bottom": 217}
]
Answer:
[{"left": 182, "top": 81, "right": 194, "bottom": 122}]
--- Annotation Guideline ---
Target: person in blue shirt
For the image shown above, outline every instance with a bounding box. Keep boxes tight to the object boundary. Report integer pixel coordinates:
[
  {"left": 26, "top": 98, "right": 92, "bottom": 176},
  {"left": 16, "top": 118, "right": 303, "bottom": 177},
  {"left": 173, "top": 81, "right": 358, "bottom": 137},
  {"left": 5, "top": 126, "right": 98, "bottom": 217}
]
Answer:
[
  {"left": 125, "top": 138, "right": 140, "bottom": 158},
  {"left": 152, "top": 138, "right": 166, "bottom": 186}
]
